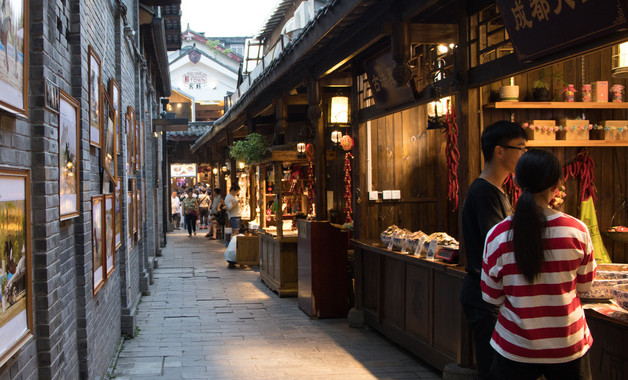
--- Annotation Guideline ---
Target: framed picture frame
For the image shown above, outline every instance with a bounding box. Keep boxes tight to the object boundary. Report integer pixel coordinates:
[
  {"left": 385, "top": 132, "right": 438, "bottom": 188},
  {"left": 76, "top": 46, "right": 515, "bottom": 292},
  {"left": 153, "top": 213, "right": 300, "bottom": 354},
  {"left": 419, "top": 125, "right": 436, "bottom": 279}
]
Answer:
[
  {"left": 0, "top": 168, "right": 33, "bottom": 367},
  {"left": 0, "top": 0, "right": 29, "bottom": 117},
  {"left": 127, "top": 191, "right": 133, "bottom": 249},
  {"left": 124, "top": 113, "right": 131, "bottom": 175},
  {"left": 101, "top": 86, "right": 116, "bottom": 183},
  {"left": 131, "top": 180, "right": 137, "bottom": 234},
  {"left": 44, "top": 78, "right": 59, "bottom": 114},
  {"left": 127, "top": 107, "right": 135, "bottom": 171},
  {"left": 88, "top": 46, "right": 101, "bottom": 147},
  {"left": 136, "top": 189, "right": 141, "bottom": 240},
  {"left": 104, "top": 194, "right": 115, "bottom": 278},
  {"left": 135, "top": 119, "right": 140, "bottom": 171},
  {"left": 92, "top": 195, "right": 104, "bottom": 294},
  {"left": 108, "top": 79, "right": 121, "bottom": 155},
  {"left": 114, "top": 179, "right": 121, "bottom": 249},
  {"left": 58, "top": 90, "right": 80, "bottom": 220}
]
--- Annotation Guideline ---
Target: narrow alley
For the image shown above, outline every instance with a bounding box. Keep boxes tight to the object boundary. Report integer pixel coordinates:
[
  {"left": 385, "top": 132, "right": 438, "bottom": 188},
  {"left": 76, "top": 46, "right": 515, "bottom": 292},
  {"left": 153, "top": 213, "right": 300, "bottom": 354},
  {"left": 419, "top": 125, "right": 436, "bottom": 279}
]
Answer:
[{"left": 110, "top": 231, "right": 442, "bottom": 380}]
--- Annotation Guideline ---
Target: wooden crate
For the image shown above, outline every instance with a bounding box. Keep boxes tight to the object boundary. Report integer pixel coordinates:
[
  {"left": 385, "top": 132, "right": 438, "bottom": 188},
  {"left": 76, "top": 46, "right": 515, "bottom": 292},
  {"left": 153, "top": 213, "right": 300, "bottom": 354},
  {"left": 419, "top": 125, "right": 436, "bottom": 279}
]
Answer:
[
  {"left": 524, "top": 120, "right": 557, "bottom": 141},
  {"left": 557, "top": 119, "right": 590, "bottom": 140},
  {"left": 589, "top": 120, "right": 628, "bottom": 141}
]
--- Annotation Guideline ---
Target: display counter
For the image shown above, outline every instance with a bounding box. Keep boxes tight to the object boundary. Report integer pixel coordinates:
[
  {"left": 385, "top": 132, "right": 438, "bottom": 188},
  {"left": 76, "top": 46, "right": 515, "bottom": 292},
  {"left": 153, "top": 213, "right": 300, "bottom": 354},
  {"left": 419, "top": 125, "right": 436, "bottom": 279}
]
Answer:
[
  {"left": 583, "top": 303, "right": 628, "bottom": 380},
  {"left": 351, "top": 239, "right": 471, "bottom": 372},
  {"left": 259, "top": 232, "right": 298, "bottom": 297}
]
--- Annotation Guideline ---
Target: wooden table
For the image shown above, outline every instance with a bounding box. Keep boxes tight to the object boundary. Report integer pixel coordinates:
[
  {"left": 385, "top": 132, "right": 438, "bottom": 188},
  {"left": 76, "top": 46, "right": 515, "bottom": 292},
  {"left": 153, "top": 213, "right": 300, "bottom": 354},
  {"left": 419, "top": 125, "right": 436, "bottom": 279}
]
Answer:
[{"left": 352, "top": 239, "right": 471, "bottom": 372}]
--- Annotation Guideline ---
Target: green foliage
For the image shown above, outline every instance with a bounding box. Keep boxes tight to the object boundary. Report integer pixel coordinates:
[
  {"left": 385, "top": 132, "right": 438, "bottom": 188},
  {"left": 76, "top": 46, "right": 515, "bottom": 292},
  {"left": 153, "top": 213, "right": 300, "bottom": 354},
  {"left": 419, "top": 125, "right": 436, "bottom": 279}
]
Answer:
[
  {"left": 223, "top": 48, "right": 232, "bottom": 55},
  {"left": 533, "top": 80, "right": 547, "bottom": 89},
  {"left": 207, "top": 40, "right": 220, "bottom": 48},
  {"left": 229, "top": 133, "right": 269, "bottom": 165}
]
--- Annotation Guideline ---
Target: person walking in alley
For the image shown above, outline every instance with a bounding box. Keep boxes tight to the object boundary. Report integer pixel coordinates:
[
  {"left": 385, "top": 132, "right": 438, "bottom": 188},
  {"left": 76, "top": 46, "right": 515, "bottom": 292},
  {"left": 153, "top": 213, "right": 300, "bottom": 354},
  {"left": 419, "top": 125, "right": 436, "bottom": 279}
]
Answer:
[
  {"left": 481, "top": 149, "right": 596, "bottom": 380},
  {"left": 198, "top": 189, "right": 211, "bottom": 229},
  {"left": 171, "top": 191, "right": 181, "bottom": 229},
  {"left": 206, "top": 188, "right": 223, "bottom": 239},
  {"left": 182, "top": 188, "right": 199, "bottom": 236},
  {"left": 459, "top": 120, "right": 527, "bottom": 380},
  {"left": 224, "top": 184, "right": 242, "bottom": 246}
]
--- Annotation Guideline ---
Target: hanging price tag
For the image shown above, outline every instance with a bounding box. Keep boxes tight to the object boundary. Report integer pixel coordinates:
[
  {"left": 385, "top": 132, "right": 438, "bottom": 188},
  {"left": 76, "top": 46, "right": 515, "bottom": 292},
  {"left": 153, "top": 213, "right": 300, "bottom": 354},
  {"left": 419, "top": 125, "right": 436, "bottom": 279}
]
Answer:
[
  {"left": 401, "top": 235, "right": 410, "bottom": 253},
  {"left": 426, "top": 240, "right": 438, "bottom": 261},
  {"left": 388, "top": 231, "right": 396, "bottom": 250},
  {"left": 414, "top": 236, "right": 427, "bottom": 256}
]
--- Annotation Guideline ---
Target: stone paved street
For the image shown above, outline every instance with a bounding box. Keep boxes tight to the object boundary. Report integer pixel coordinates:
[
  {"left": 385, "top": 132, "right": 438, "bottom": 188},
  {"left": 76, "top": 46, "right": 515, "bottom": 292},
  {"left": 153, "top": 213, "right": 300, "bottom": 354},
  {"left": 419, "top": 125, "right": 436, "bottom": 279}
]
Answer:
[{"left": 111, "top": 229, "right": 442, "bottom": 379}]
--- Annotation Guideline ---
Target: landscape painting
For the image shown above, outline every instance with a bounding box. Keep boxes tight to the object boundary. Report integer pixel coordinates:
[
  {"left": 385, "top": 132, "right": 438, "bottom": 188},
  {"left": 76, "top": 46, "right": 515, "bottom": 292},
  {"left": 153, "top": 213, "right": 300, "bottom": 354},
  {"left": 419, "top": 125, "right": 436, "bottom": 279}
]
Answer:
[{"left": 59, "top": 91, "right": 80, "bottom": 220}]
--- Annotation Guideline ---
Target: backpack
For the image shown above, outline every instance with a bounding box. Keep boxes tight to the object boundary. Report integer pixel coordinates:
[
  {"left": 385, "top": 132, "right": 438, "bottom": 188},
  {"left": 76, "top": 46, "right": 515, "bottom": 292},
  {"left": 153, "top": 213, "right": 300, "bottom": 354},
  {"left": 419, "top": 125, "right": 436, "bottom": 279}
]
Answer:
[{"left": 183, "top": 198, "right": 196, "bottom": 215}]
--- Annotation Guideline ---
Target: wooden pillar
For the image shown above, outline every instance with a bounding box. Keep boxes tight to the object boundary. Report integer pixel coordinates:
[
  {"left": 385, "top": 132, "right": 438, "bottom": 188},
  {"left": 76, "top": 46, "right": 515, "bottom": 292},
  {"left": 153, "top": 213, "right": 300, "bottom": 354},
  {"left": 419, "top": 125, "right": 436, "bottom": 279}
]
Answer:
[
  {"left": 274, "top": 162, "right": 283, "bottom": 238},
  {"left": 307, "top": 77, "right": 327, "bottom": 220},
  {"left": 247, "top": 117, "right": 256, "bottom": 135},
  {"left": 275, "top": 98, "right": 288, "bottom": 145},
  {"left": 261, "top": 165, "right": 267, "bottom": 229},
  {"left": 219, "top": 144, "right": 227, "bottom": 193},
  {"left": 226, "top": 128, "right": 237, "bottom": 188},
  {"left": 249, "top": 165, "right": 257, "bottom": 221},
  {"left": 456, "top": 0, "right": 477, "bottom": 369}
]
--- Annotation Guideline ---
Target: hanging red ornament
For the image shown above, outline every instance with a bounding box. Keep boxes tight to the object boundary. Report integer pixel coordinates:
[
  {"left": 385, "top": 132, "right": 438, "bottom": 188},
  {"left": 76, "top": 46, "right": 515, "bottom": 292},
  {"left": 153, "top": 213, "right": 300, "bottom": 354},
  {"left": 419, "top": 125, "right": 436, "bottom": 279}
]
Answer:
[
  {"left": 445, "top": 99, "right": 460, "bottom": 212},
  {"left": 306, "top": 144, "right": 315, "bottom": 214},
  {"left": 340, "top": 134, "right": 354, "bottom": 151},
  {"left": 343, "top": 152, "right": 354, "bottom": 223}
]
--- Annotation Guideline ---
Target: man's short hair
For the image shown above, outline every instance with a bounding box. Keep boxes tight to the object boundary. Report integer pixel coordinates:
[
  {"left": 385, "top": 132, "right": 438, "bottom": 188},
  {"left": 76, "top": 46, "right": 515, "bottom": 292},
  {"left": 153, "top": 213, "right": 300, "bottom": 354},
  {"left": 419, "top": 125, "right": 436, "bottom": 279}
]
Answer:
[
  {"left": 481, "top": 121, "right": 527, "bottom": 162},
  {"left": 214, "top": 188, "right": 221, "bottom": 195},
  {"left": 230, "top": 184, "right": 240, "bottom": 192}
]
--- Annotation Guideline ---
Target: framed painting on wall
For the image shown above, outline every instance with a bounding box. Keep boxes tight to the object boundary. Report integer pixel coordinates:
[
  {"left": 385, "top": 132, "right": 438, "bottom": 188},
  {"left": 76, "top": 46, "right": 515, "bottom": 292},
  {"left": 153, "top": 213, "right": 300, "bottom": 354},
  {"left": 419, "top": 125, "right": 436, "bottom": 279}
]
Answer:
[
  {"left": 127, "top": 190, "right": 133, "bottom": 249},
  {"left": 104, "top": 194, "right": 115, "bottom": 278},
  {"left": 88, "top": 46, "right": 101, "bottom": 147},
  {"left": 58, "top": 90, "right": 80, "bottom": 220},
  {"left": 125, "top": 113, "right": 131, "bottom": 175},
  {"left": 136, "top": 189, "right": 141, "bottom": 240},
  {"left": 134, "top": 120, "right": 140, "bottom": 172},
  {"left": 44, "top": 78, "right": 59, "bottom": 114},
  {"left": 0, "top": 0, "right": 29, "bottom": 117},
  {"left": 131, "top": 180, "right": 137, "bottom": 234},
  {"left": 92, "top": 195, "right": 104, "bottom": 294},
  {"left": 0, "top": 168, "right": 33, "bottom": 367},
  {"left": 127, "top": 107, "right": 135, "bottom": 171},
  {"left": 114, "top": 179, "right": 121, "bottom": 249},
  {"left": 108, "top": 79, "right": 121, "bottom": 156},
  {"left": 102, "top": 86, "right": 116, "bottom": 183}
]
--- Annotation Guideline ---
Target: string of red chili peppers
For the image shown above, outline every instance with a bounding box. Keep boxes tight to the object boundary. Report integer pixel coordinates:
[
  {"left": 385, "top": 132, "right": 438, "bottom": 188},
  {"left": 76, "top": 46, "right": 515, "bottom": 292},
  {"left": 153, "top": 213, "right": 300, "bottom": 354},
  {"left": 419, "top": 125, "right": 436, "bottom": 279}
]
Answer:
[
  {"left": 445, "top": 99, "right": 460, "bottom": 211},
  {"left": 563, "top": 150, "right": 597, "bottom": 203},
  {"left": 306, "top": 144, "right": 315, "bottom": 215},
  {"left": 344, "top": 152, "right": 354, "bottom": 223},
  {"left": 503, "top": 174, "right": 521, "bottom": 206}
]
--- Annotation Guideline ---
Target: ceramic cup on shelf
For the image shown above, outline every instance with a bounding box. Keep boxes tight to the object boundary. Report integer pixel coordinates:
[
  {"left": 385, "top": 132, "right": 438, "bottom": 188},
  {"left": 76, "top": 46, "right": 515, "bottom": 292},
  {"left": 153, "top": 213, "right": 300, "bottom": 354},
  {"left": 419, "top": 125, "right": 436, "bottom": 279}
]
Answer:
[{"left": 499, "top": 85, "right": 519, "bottom": 102}]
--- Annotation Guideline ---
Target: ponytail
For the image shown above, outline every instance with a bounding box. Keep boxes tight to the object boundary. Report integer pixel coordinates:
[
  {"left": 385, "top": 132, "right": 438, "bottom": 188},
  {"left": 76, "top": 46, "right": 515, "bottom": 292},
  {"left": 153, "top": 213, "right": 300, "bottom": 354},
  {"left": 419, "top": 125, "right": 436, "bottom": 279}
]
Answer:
[{"left": 511, "top": 149, "right": 561, "bottom": 283}]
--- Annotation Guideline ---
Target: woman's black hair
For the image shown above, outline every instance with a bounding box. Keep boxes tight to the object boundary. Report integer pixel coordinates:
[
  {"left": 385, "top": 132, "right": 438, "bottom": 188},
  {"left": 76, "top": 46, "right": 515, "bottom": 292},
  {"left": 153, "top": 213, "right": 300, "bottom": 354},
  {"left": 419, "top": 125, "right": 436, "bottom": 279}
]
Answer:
[{"left": 512, "top": 149, "right": 561, "bottom": 283}]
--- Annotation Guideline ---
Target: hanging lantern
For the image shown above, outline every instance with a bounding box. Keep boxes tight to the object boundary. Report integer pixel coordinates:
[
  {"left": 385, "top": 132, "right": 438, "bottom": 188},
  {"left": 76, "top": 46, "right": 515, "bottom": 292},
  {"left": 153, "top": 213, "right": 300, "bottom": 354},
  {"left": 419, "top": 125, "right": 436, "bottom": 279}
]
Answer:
[
  {"left": 296, "top": 142, "right": 306, "bottom": 158},
  {"left": 612, "top": 41, "right": 628, "bottom": 77},
  {"left": 238, "top": 161, "right": 245, "bottom": 170},
  {"left": 340, "top": 134, "right": 354, "bottom": 151},
  {"left": 212, "top": 167, "right": 218, "bottom": 175},
  {"left": 330, "top": 94, "right": 349, "bottom": 124},
  {"left": 221, "top": 165, "right": 228, "bottom": 172}
]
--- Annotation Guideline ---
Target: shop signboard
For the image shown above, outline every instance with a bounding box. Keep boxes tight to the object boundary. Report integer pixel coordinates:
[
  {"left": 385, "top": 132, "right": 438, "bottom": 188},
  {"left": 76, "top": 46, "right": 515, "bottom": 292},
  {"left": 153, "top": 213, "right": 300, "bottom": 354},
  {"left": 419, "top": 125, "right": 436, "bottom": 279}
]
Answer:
[
  {"left": 364, "top": 50, "right": 416, "bottom": 109},
  {"left": 170, "top": 163, "right": 197, "bottom": 178},
  {"left": 496, "top": 0, "right": 628, "bottom": 61}
]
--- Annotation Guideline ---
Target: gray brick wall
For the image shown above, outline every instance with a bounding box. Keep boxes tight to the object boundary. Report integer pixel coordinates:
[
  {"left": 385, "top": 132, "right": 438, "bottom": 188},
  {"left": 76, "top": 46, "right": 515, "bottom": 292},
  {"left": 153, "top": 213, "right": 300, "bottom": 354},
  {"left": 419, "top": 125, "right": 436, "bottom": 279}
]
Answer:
[{"left": 0, "top": 0, "right": 165, "bottom": 378}]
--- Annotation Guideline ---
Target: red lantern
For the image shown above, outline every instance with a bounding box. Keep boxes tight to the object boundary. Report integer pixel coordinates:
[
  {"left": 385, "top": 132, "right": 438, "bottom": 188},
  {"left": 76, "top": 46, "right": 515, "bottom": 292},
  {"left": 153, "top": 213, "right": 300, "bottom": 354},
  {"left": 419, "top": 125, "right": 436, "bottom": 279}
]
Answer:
[{"left": 340, "top": 134, "right": 354, "bottom": 151}]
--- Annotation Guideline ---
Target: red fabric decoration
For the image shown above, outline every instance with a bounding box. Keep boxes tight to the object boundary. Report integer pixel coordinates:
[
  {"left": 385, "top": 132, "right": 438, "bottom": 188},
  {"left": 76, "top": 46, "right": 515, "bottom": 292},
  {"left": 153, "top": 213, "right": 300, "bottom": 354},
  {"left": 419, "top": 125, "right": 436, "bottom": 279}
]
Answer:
[{"left": 340, "top": 135, "right": 354, "bottom": 151}]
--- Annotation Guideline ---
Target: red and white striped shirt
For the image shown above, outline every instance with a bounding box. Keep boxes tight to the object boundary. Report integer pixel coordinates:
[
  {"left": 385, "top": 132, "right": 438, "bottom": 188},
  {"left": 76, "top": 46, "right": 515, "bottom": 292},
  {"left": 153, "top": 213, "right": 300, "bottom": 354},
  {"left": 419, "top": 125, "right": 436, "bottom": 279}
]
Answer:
[{"left": 481, "top": 212, "right": 597, "bottom": 364}]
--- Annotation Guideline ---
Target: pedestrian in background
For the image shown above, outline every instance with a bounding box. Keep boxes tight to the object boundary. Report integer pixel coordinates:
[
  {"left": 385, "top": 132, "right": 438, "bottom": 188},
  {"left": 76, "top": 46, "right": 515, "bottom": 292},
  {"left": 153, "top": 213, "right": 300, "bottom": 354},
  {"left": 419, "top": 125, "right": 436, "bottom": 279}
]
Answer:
[
  {"left": 224, "top": 184, "right": 242, "bottom": 245},
  {"left": 182, "top": 188, "right": 199, "bottom": 236},
  {"left": 482, "top": 149, "right": 596, "bottom": 380},
  {"left": 206, "top": 188, "right": 223, "bottom": 239},
  {"left": 198, "top": 190, "right": 211, "bottom": 229},
  {"left": 460, "top": 120, "right": 528, "bottom": 380},
  {"left": 171, "top": 191, "right": 181, "bottom": 229}
]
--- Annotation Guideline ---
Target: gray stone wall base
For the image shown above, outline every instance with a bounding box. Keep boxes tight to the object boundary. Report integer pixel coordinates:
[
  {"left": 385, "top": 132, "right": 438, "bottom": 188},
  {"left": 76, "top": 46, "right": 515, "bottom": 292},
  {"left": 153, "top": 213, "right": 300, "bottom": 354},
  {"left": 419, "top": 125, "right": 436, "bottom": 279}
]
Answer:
[
  {"left": 120, "top": 310, "right": 137, "bottom": 339},
  {"left": 347, "top": 308, "right": 365, "bottom": 328},
  {"left": 140, "top": 270, "right": 150, "bottom": 296}
]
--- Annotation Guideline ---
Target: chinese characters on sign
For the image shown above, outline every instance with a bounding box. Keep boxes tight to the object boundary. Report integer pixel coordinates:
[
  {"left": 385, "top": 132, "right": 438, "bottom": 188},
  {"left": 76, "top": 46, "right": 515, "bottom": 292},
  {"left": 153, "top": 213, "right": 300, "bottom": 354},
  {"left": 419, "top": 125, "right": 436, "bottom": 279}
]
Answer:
[{"left": 496, "top": 0, "right": 627, "bottom": 60}]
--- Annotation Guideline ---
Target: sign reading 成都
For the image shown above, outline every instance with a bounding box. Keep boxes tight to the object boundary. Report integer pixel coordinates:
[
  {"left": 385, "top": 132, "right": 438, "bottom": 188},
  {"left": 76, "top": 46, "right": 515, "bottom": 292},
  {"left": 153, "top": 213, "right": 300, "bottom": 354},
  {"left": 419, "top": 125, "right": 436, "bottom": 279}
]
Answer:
[{"left": 496, "top": 0, "right": 628, "bottom": 61}]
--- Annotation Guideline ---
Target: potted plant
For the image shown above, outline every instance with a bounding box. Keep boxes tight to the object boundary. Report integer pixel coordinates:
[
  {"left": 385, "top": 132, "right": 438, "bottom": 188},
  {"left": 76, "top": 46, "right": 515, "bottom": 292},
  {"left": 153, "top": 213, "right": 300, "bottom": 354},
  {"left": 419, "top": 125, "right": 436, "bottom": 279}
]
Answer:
[
  {"left": 532, "top": 80, "right": 550, "bottom": 101},
  {"left": 229, "top": 133, "right": 270, "bottom": 165}
]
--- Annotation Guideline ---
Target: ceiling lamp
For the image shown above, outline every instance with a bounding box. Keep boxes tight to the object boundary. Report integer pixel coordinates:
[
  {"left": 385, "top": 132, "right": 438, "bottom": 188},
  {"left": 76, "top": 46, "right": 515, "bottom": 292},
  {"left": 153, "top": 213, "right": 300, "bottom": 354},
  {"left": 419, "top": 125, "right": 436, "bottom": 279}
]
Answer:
[{"left": 330, "top": 94, "right": 349, "bottom": 125}]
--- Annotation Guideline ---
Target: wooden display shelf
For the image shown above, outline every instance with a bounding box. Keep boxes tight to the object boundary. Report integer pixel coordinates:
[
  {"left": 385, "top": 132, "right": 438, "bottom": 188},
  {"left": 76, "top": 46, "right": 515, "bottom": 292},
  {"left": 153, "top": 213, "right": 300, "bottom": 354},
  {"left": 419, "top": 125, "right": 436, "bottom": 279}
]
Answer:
[
  {"left": 484, "top": 101, "right": 628, "bottom": 109},
  {"left": 527, "top": 140, "right": 628, "bottom": 147}
]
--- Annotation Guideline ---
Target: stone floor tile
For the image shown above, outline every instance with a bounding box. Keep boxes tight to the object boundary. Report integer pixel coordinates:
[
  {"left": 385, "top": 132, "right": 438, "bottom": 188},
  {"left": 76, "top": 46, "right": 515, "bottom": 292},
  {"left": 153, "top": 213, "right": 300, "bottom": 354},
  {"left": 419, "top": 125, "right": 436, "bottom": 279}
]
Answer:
[{"left": 111, "top": 230, "right": 442, "bottom": 379}]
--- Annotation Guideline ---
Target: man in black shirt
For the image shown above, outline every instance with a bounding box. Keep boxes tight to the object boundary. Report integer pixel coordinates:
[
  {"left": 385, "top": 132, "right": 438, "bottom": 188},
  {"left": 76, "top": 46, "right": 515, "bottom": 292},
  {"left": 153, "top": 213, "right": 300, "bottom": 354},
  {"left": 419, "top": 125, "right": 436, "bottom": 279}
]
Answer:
[{"left": 460, "top": 121, "right": 527, "bottom": 380}]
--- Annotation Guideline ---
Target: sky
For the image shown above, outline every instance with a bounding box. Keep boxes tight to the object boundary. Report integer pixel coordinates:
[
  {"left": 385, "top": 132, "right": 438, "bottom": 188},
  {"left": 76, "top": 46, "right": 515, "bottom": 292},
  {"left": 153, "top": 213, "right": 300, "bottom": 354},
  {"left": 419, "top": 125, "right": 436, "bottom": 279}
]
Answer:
[{"left": 180, "top": 0, "right": 280, "bottom": 37}]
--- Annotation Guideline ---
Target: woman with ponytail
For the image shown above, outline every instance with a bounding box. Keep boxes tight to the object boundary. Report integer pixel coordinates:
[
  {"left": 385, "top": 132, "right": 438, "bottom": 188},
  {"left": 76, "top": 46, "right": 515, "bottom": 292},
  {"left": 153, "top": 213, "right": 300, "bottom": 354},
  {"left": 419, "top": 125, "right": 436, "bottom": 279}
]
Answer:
[{"left": 481, "top": 149, "right": 597, "bottom": 380}]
